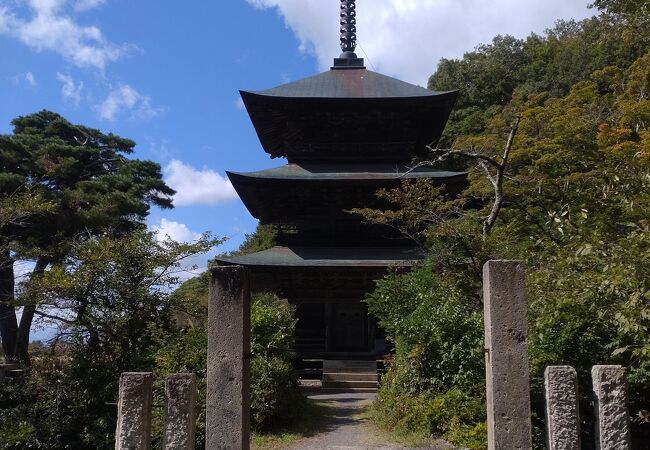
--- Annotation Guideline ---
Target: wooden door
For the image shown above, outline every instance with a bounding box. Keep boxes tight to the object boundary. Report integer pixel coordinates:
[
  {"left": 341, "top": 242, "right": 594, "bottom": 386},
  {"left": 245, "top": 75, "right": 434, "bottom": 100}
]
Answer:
[{"left": 331, "top": 304, "right": 367, "bottom": 352}]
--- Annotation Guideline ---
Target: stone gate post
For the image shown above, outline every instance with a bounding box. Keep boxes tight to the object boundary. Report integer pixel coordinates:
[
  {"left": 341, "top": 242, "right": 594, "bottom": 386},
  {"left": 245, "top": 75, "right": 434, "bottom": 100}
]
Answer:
[
  {"left": 206, "top": 265, "right": 251, "bottom": 450},
  {"left": 545, "top": 365, "right": 580, "bottom": 450},
  {"left": 163, "top": 373, "right": 197, "bottom": 450},
  {"left": 483, "top": 260, "right": 532, "bottom": 450},
  {"left": 115, "top": 372, "right": 153, "bottom": 450},
  {"left": 592, "top": 365, "right": 632, "bottom": 450}
]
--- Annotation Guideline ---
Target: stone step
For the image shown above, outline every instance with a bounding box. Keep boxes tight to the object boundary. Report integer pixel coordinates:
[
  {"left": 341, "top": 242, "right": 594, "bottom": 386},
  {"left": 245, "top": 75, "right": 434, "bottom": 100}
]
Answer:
[
  {"left": 0, "top": 364, "right": 24, "bottom": 381},
  {"left": 323, "top": 368, "right": 377, "bottom": 374},
  {"left": 322, "top": 360, "right": 377, "bottom": 374},
  {"left": 322, "top": 380, "right": 378, "bottom": 389},
  {"left": 321, "top": 387, "right": 378, "bottom": 394},
  {"left": 322, "top": 373, "right": 378, "bottom": 382}
]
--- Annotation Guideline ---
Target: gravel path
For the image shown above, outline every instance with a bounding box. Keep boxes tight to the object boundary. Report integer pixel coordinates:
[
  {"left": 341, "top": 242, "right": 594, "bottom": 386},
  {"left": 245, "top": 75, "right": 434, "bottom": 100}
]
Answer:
[{"left": 284, "top": 392, "right": 408, "bottom": 450}]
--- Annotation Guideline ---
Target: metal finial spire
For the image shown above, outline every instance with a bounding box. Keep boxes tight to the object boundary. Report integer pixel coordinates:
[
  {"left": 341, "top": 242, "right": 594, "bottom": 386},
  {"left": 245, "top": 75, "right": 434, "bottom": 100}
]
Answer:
[
  {"left": 332, "top": 0, "right": 365, "bottom": 69},
  {"left": 340, "top": 0, "right": 357, "bottom": 54}
]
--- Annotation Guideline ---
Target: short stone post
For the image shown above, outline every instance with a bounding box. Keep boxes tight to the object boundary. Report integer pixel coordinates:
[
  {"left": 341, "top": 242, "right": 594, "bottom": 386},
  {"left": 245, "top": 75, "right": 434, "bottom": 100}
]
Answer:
[
  {"left": 483, "top": 260, "right": 532, "bottom": 450},
  {"left": 592, "top": 365, "right": 632, "bottom": 450},
  {"left": 163, "top": 373, "right": 197, "bottom": 450},
  {"left": 544, "top": 366, "right": 580, "bottom": 450},
  {"left": 206, "top": 266, "right": 251, "bottom": 450},
  {"left": 115, "top": 372, "right": 153, "bottom": 450}
]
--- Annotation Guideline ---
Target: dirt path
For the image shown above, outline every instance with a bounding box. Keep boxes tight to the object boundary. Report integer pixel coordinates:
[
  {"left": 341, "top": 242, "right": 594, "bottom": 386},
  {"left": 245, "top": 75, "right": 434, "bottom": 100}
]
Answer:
[
  {"left": 253, "top": 392, "right": 459, "bottom": 450},
  {"left": 283, "top": 392, "right": 448, "bottom": 450}
]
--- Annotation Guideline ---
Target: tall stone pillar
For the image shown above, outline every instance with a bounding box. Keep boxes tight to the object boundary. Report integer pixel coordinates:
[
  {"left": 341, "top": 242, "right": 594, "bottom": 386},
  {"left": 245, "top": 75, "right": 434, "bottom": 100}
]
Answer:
[
  {"left": 206, "top": 266, "right": 251, "bottom": 450},
  {"left": 115, "top": 372, "right": 153, "bottom": 450},
  {"left": 163, "top": 373, "right": 197, "bottom": 450},
  {"left": 544, "top": 366, "right": 580, "bottom": 450},
  {"left": 483, "top": 260, "right": 532, "bottom": 450},
  {"left": 592, "top": 365, "right": 632, "bottom": 450}
]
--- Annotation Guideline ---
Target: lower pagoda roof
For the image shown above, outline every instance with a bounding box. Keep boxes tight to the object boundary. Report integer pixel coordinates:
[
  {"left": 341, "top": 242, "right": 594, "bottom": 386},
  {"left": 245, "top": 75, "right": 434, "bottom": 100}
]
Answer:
[
  {"left": 215, "top": 246, "right": 426, "bottom": 268},
  {"left": 227, "top": 162, "right": 465, "bottom": 181}
]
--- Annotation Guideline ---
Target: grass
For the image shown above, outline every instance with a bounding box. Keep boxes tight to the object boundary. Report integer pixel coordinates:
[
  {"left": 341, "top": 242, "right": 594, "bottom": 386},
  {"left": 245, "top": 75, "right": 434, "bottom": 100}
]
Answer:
[{"left": 250, "top": 399, "right": 334, "bottom": 450}]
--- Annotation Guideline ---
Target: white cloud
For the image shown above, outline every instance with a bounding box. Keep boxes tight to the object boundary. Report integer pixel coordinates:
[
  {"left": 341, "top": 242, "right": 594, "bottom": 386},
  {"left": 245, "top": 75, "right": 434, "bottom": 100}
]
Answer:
[
  {"left": 152, "top": 218, "right": 202, "bottom": 243},
  {"left": 163, "top": 159, "right": 238, "bottom": 207},
  {"left": 24, "top": 72, "right": 37, "bottom": 86},
  {"left": 246, "top": 0, "right": 595, "bottom": 84},
  {"left": 151, "top": 218, "right": 210, "bottom": 278},
  {"left": 97, "top": 84, "right": 161, "bottom": 121},
  {"left": 56, "top": 72, "right": 83, "bottom": 104},
  {"left": 235, "top": 97, "right": 245, "bottom": 110},
  {"left": 74, "top": 0, "right": 106, "bottom": 12},
  {"left": 12, "top": 71, "right": 37, "bottom": 87},
  {"left": 0, "top": 0, "right": 131, "bottom": 70}
]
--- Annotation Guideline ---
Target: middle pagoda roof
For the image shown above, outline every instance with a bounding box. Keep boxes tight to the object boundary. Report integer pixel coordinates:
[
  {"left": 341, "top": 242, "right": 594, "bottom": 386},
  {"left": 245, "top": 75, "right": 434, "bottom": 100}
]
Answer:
[
  {"left": 227, "top": 163, "right": 466, "bottom": 224},
  {"left": 240, "top": 68, "right": 458, "bottom": 163}
]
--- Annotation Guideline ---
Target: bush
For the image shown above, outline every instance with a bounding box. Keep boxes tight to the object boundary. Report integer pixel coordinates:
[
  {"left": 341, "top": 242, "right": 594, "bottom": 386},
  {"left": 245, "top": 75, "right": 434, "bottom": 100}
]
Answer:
[
  {"left": 366, "top": 262, "right": 487, "bottom": 448},
  {"left": 250, "top": 292, "right": 305, "bottom": 431},
  {"left": 250, "top": 356, "right": 304, "bottom": 431},
  {"left": 367, "top": 262, "right": 484, "bottom": 394},
  {"left": 251, "top": 291, "right": 297, "bottom": 360},
  {"left": 155, "top": 291, "right": 305, "bottom": 439},
  {"left": 370, "top": 386, "right": 486, "bottom": 450}
]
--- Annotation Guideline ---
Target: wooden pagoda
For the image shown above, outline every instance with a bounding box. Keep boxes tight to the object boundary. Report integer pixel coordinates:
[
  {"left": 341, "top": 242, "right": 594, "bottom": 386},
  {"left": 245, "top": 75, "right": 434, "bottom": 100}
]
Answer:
[{"left": 216, "top": 0, "right": 464, "bottom": 358}]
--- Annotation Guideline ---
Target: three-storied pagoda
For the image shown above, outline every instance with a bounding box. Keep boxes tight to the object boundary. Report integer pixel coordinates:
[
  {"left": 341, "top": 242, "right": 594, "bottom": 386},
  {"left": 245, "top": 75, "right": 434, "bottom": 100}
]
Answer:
[{"left": 216, "top": 0, "right": 464, "bottom": 359}]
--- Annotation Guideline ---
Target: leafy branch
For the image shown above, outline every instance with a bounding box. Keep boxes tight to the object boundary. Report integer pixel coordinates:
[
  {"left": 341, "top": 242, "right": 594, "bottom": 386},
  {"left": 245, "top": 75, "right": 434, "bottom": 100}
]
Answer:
[{"left": 416, "top": 116, "right": 521, "bottom": 239}]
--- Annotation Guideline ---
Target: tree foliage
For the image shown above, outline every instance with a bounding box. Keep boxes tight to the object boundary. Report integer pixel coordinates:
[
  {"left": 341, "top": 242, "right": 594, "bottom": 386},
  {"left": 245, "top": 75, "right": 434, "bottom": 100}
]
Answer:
[
  {"left": 363, "top": 15, "right": 650, "bottom": 448},
  {"left": 0, "top": 231, "right": 218, "bottom": 449},
  {"left": 429, "top": 11, "right": 650, "bottom": 147},
  {"left": 0, "top": 110, "right": 174, "bottom": 363}
]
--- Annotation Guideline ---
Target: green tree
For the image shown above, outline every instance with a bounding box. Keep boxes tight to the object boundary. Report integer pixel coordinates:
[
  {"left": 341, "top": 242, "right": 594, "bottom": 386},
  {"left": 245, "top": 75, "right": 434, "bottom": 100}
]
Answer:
[
  {"left": 429, "top": 11, "right": 650, "bottom": 147},
  {"left": 364, "top": 37, "right": 650, "bottom": 448},
  {"left": 0, "top": 110, "right": 174, "bottom": 364},
  {"left": 591, "top": 0, "right": 650, "bottom": 16},
  {"left": 227, "top": 223, "right": 277, "bottom": 256},
  {"left": 0, "top": 231, "right": 219, "bottom": 449}
]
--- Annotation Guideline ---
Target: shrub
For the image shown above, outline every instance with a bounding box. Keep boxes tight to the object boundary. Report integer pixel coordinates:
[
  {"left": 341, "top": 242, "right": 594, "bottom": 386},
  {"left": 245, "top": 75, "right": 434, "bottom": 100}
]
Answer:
[
  {"left": 250, "top": 356, "right": 304, "bottom": 431},
  {"left": 155, "top": 291, "right": 304, "bottom": 438},
  {"left": 366, "top": 262, "right": 484, "bottom": 394},
  {"left": 366, "top": 262, "right": 486, "bottom": 448},
  {"left": 249, "top": 292, "right": 304, "bottom": 431},
  {"left": 370, "top": 387, "right": 487, "bottom": 450},
  {"left": 251, "top": 291, "right": 297, "bottom": 360}
]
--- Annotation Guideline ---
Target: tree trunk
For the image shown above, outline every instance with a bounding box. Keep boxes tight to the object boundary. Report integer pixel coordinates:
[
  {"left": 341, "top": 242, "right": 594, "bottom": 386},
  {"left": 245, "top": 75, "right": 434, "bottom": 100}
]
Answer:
[
  {"left": 15, "top": 256, "right": 50, "bottom": 365},
  {"left": 0, "top": 249, "right": 17, "bottom": 362}
]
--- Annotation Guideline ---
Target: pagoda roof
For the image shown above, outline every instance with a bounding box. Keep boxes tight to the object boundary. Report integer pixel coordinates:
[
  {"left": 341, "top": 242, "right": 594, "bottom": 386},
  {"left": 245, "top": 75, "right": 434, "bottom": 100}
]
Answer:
[
  {"left": 226, "top": 163, "right": 466, "bottom": 225},
  {"left": 227, "top": 163, "right": 466, "bottom": 182},
  {"left": 240, "top": 70, "right": 458, "bottom": 162},
  {"left": 244, "top": 68, "right": 452, "bottom": 99},
  {"left": 215, "top": 246, "right": 425, "bottom": 268}
]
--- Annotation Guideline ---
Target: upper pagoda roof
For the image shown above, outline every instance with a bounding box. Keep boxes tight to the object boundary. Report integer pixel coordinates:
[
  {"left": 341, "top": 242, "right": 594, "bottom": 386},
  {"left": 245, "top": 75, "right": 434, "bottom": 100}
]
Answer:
[
  {"left": 244, "top": 68, "right": 452, "bottom": 99},
  {"left": 240, "top": 69, "right": 458, "bottom": 163}
]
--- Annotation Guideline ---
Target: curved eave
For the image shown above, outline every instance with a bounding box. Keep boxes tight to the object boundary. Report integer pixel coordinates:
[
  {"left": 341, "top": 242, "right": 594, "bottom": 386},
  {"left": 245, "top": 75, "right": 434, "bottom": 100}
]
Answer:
[
  {"left": 226, "top": 168, "right": 467, "bottom": 222},
  {"left": 239, "top": 89, "right": 458, "bottom": 110},
  {"left": 242, "top": 68, "right": 455, "bottom": 99},
  {"left": 215, "top": 246, "right": 426, "bottom": 268},
  {"left": 240, "top": 90, "right": 458, "bottom": 102},
  {"left": 226, "top": 165, "right": 467, "bottom": 182},
  {"left": 239, "top": 90, "right": 458, "bottom": 161}
]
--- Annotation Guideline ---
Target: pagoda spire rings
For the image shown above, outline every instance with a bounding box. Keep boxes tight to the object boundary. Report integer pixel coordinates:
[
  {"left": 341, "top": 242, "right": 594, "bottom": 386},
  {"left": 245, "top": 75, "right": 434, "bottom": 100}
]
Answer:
[{"left": 340, "top": 0, "right": 357, "bottom": 54}]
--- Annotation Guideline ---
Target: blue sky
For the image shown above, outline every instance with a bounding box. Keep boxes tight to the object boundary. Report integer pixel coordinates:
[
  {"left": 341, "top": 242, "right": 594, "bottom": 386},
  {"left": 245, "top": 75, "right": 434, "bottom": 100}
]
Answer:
[{"left": 0, "top": 0, "right": 596, "bottom": 274}]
